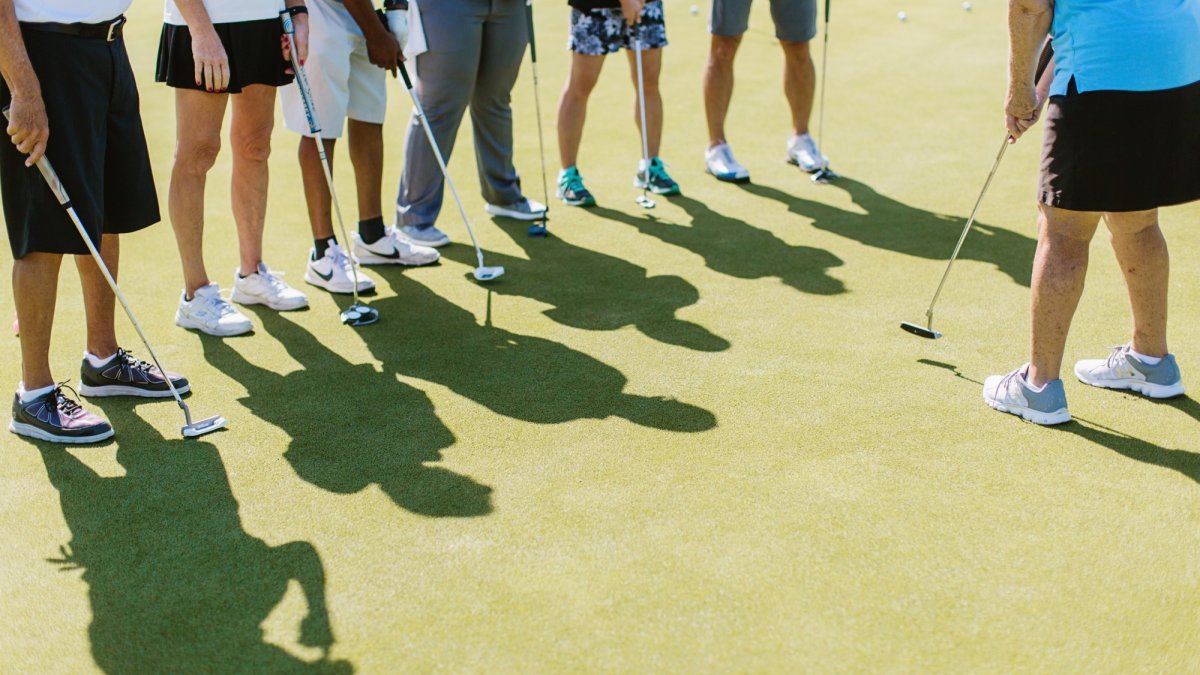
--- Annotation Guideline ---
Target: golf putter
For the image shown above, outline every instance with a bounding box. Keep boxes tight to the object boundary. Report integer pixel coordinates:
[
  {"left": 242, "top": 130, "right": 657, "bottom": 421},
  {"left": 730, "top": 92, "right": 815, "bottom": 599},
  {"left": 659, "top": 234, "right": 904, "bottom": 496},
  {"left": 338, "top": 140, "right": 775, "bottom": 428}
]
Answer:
[
  {"left": 810, "top": 0, "right": 837, "bottom": 184},
  {"left": 3, "top": 108, "right": 227, "bottom": 438},
  {"left": 633, "top": 24, "right": 655, "bottom": 209},
  {"left": 901, "top": 38, "right": 1054, "bottom": 339},
  {"left": 282, "top": 9, "right": 379, "bottom": 326},
  {"left": 395, "top": 61, "right": 504, "bottom": 282},
  {"left": 524, "top": 0, "right": 551, "bottom": 237}
]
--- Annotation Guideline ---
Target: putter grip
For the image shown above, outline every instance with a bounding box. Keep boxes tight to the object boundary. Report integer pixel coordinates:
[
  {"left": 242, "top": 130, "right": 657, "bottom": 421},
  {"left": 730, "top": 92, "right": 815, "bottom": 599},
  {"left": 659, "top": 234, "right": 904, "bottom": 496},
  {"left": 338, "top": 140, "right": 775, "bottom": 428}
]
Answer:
[
  {"left": 1, "top": 107, "right": 70, "bottom": 207},
  {"left": 399, "top": 61, "right": 414, "bottom": 89},
  {"left": 524, "top": 0, "right": 537, "bottom": 62},
  {"left": 824, "top": 0, "right": 830, "bottom": 21},
  {"left": 1034, "top": 37, "right": 1054, "bottom": 82}
]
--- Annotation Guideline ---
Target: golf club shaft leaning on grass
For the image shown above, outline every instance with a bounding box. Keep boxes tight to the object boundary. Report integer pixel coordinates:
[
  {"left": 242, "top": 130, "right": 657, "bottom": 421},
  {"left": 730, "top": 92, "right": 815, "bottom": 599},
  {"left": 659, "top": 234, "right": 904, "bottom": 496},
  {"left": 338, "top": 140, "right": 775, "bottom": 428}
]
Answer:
[
  {"left": 2, "top": 108, "right": 225, "bottom": 438},
  {"left": 633, "top": 26, "right": 654, "bottom": 208},
  {"left": 281, "top": 10, "right": 377, "bottom": 325},
  {"left": 524, "top": 0, "right": 551, "bottom": 235},
  {"left": 814, "top": 0, "right": 831, "bottom": 176}
]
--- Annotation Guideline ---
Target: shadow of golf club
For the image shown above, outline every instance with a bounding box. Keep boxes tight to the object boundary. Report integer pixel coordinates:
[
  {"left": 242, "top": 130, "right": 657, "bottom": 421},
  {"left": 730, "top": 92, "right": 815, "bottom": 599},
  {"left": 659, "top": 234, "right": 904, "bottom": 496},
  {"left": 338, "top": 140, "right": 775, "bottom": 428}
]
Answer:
[
  {"left": 440, "top": 218, "right": 731, "bottom": 352},
  {"left": 200, "top": 313, "right": 493, "bottom": 518},
  {"left": 918, "top": 359, "right": 1200, "bottom": 485},
  {"left": 588, "top": 200, "right": 847, "bottom": 297},
  {"left": 740, "top": 177, "right": 1036, "bottom": 287},
  {"left": 362, "top": 272, "right": 718, "bottom": 432},
  {"left": 36, "top": 405, "right": 353, "bottom": 673}
]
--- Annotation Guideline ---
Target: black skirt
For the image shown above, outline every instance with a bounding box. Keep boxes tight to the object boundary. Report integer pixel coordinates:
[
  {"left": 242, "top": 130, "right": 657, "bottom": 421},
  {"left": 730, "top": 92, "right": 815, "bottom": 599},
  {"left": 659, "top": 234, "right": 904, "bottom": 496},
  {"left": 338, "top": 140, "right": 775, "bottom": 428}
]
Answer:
[
  {"left": 156, "top": 18, "right": 293, "bottom": 93},
  {"left": 1039, "top": 78, "right": 1200, "bottom": 212}
]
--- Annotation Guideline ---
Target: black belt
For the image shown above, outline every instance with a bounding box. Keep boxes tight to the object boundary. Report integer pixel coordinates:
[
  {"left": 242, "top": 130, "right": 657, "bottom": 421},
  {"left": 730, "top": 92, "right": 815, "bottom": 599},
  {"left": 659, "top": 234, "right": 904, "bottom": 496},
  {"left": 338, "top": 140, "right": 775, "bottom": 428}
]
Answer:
[{"left": 20, "top": 15, "right": 127, "bottom": 42}]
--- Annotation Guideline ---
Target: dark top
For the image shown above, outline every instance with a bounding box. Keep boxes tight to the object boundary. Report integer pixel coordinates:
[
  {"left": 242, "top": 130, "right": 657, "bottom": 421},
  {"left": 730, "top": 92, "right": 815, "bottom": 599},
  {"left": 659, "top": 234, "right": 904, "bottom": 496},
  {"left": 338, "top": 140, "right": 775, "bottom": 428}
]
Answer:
[{"left": 569, "top": 0, "right": 622, "bottom": 11}]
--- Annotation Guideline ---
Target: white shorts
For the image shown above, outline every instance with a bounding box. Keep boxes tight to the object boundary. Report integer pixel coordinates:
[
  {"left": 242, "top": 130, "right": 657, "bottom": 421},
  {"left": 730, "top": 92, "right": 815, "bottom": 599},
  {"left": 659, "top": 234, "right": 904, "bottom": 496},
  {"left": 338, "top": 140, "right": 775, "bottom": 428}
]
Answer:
[{"left": 281, "top": 0, "right": 387, "bottom": 139}]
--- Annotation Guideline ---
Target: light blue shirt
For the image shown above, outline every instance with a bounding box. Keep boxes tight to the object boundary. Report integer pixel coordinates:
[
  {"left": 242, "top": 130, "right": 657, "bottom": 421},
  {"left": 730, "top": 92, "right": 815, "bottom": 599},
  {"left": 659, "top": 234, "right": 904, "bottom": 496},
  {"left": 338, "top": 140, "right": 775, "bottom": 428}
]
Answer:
[{"left": 1050, "top": 0, "right": 1200, "bottom": 95}]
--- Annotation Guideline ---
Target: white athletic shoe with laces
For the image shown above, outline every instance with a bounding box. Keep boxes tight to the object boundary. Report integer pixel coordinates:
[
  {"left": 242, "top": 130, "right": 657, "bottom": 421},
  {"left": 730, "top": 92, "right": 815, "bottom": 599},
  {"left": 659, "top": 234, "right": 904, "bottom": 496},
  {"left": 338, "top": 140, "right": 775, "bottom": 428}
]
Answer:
[
  {"left": 305, "top": 243, "right": 377, "bottom": 295},
  {"left": 231, "top": 262, "right": 309, "bottom": 311},
  {"left": 353, "top": 228, "right": 440, "bottom": 266},
  {"left": 787, "top": 133, "right": 828, "bottom": 173},
  {"left": 705, "top": 142, "right": 750, "bottom": 183},
  {"left": 175, "top": 283, "right": 253, "bottom": 336},
  {"left": 1074, "top": 344, "right": 1185, "bottom": 398}
]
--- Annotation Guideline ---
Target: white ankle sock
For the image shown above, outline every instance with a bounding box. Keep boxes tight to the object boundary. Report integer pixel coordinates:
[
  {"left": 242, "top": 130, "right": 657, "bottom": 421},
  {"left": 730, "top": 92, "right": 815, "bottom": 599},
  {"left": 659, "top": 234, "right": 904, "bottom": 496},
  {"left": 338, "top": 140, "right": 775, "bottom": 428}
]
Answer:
[
  {"left": 18, "top": 382, "right": 55, "bottom": 404},
  {"left": 1130, "top": 349, "right": 1163, "bottom": 366},
  {"left": 85, "top": 351, "right": 117, "bottom": 368}
]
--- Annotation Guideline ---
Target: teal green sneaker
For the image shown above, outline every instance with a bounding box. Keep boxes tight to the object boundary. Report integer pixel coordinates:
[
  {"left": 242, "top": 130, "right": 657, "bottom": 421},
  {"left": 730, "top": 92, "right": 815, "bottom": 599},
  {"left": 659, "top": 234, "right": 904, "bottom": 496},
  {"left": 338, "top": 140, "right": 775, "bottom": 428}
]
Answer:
[
  {"left": 557, "top": 166, "right": 596, "bottom": 207},
  {"left": 634, "top": 157, "right": 681, "bottom": 196}
]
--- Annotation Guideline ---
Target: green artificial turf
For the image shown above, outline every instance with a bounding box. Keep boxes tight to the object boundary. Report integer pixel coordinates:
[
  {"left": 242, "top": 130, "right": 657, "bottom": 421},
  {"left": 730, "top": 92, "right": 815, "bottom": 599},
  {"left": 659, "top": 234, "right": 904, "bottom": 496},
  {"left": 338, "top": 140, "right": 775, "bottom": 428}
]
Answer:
[{"left": 2, "top": 1, "right": 1199, "bottom": 671}]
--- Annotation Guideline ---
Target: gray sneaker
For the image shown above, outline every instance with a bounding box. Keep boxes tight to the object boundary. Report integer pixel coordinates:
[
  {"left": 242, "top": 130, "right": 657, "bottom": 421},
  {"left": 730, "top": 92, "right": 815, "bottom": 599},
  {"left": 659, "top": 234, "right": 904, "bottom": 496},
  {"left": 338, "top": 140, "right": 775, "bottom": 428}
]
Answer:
[
  {"left": 1075, "top": 345, "right": 1185, "bottom": 399},
  {"left": 983, "top": 364, "right": 1071, "bottom": 425},
  {"left": 10, "top": 383, "right": 114, "bottom": 444},
  {"left": 79, "top": 348, "right": 189, "bottom": 398},
  {"left": 485, "top": 197, "right": 548, "bottom": 221},
  {"left": 399, "top": 224, "right": 451, "bottom": 248}
]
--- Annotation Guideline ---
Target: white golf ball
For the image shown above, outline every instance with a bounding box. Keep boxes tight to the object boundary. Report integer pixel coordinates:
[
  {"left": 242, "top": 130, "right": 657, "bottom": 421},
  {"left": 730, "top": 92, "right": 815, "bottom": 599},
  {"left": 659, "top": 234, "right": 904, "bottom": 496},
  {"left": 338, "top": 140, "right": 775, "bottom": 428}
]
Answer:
[
  {"left": 898, "top": 10, "right": 907, "bottom": 21},
  {"left": 690, "top": 4, "right": 698, "bottom": 14},
  {"left": 963, "top": 1, "right": 972, "bottom": 10}
]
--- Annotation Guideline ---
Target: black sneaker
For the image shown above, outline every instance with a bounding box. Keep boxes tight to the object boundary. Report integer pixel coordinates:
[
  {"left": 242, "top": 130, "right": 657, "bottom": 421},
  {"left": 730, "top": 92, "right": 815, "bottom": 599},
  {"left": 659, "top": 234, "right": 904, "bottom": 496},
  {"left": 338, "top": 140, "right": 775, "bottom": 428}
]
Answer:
[
  {"left": 79, "top": 348, "right": 189, "bottom": 398},
  {"left": 10, "top": 383, "right": 114, "bottom": 444}
]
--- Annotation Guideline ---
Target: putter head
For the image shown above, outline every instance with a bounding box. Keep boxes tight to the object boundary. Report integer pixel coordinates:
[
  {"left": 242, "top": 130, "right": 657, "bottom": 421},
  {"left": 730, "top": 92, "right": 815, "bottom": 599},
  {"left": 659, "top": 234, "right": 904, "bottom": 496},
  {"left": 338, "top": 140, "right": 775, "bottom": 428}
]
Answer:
[
  {"left": 474, "top": 266, "right": 505, "bottom": 282},
  {"left": 811, "top": 166, "right": 839, "bottom": 184},
  {"left": 900, "top": 322, "right": 942, "bottom": 340},
  {"left": 636, "top": 195, "right": 656, "bottom": 209},
  {"left": 341, "top": 304, "right": 380, "bottom": 327},
  {"left": 527, "top": 221, "right": 549, "bottom": 237},
  {"left": 182, "top": 415, "right": 228, "bottom": 438}
]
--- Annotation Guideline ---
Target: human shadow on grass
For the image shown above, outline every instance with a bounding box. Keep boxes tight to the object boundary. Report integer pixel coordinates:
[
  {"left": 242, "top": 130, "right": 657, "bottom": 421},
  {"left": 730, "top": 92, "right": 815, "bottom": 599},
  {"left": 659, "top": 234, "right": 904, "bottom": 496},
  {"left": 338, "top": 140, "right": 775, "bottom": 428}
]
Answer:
[
  {"left": 201, "top": 312, "right": 493, "bottom": 518},
  {"left": 362, "top": 272, "right": 717, "bottom": 432},
  {"left": 919, "top": 359, "right": 1200, "bottom": 485},
  {"left": 441, "top": 221, "right": 729, "bottom": 352},
  {"left": 741, "top": 178, "right": 1037, "bottom": 287},
  {"left": 36, "top": 408, "right": 351, "bottom": 674},
  {"left": 587, "top": 200, "right": 847, "bottom": 296}
]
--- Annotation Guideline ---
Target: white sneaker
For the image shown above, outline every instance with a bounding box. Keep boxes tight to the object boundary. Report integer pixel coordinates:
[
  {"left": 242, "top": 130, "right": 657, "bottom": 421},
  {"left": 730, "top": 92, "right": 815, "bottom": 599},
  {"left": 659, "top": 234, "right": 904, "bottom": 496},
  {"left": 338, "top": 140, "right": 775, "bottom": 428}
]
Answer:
[
  {"left": 353, "top": 228, "right": 440, "bottom": 266},
  {"left": 305, "top": 243, "right": 377, "bottom": 295},
  {"left": 982, "top": 364, "right": 1071, "bottom": 426},
  {"left": 175, "top": 283, "right": 253, "bottom": 336},
  {"left": 787, "top": 133, "right": 828, "bottom": 173},
  {"left": 231, "top": 262, "right": 309, "bottom": 311},
  {"left": 485, "top": 198, "right": 548, "bottom": 221},
  {"left": 1074, "top": 344, "right": 1185, "bottom": 398},
  {"left": 705, "top": 142, "right": 750, "bottom": 183}
]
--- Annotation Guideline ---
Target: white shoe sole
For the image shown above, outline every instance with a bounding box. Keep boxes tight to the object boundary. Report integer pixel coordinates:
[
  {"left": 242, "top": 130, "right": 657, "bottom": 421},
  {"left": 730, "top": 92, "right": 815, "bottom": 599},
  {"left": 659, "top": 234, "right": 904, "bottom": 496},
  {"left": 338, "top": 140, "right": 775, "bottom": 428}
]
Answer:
[
  {"left": 485, "top": 204, "right": 546, "bottom": 221},
  {"left": 705, "top": 166, "right": 750, "bottom": 183},
  {"left": 402, "top": 233, "right": 451, "bottom": 248},
  {"left": 230, "top": 289, "right": 309, "bottom": 311},
  {"left": 9, "top": 421, "right": 114, "bottom": 444},
  {"left": 353, "top": 247, "right": 440, "bottom": 267},
  {"left": 786, "top": 156, "right": 824, "bottom": 174},
  {"left": 79, "top": 383, "right": 190, "bottom": 398},
  {"left": 983, "top": 396, "right": 1072, "bottom": 426},
  {"left": 175, "top": 312, "right": 253, "bottom": 337},
  {"left": 1074, "top": 371, "right": 1186, "bottom": 399},
  {"left": 304, "top": 269, "right": 376, "bottom": 295}
]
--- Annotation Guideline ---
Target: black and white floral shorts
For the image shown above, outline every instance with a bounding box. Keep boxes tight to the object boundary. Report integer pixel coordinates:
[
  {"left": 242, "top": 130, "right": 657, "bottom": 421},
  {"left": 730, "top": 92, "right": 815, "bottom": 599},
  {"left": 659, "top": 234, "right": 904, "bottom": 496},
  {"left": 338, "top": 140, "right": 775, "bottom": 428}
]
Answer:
[{"left": 568, "top": 1, "right": 668, "bottom": 56}]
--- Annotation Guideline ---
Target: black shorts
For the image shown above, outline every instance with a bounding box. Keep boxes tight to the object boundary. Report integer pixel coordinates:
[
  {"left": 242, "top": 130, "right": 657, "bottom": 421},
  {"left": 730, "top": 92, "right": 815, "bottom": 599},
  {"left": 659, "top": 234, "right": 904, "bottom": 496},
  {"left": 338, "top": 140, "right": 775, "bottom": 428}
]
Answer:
[
  {"left": 156, "top": 18, "right": 294, "bottom": 93},
  {"left": 0, "top": 26, "right": 159, "bottom": 259},
  {"left": 1039, "top": 78, "right": 1200, "bottom": 212}
]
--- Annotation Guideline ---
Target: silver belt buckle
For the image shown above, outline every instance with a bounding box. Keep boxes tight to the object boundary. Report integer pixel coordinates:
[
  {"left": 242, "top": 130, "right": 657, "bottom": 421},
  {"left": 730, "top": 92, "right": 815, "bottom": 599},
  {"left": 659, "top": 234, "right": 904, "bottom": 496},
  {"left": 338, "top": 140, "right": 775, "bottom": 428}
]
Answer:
[{"left": 106, "top": 17, "right": 125, "bottom": 42}]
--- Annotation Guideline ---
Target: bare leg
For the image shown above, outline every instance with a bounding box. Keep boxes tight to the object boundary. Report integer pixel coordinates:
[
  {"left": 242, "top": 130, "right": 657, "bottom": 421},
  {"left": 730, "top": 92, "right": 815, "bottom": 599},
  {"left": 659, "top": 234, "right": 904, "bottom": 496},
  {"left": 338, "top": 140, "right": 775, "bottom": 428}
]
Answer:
[
  {"left": 1105, "top": 209, "right": 1169, "bottom": 357},
  {"left": 348, "top": 119, "right": 384, "bottom": 222},
  {"left": 556, "top": 53, "right": 605, "bottom": 169},
  {"left": 703, "top": 35, "right": 741, "bottom": 148},
  {"left": 781, "top": 39, "right": 815, "bottom": 136},
  {"left": 229, "top": 84, "right": 277, "bottom": 275},
  {"left": 169, "top": 89, "right": 228, "bottom": 298},
  {"left": 626, "top": 47, "right": 664, "bottom": 158},
  {"left": 299, "top": 136, "right": 338, "bottom": 241},
  {"left": 1027, "top": 204, "right": 1102, "bottom": 387},
  {"left": 76, "top": 233, "right": 119, "bottom": 359},
  {"left": 13, "top": 252, "right": 62, "bottom": 391}
]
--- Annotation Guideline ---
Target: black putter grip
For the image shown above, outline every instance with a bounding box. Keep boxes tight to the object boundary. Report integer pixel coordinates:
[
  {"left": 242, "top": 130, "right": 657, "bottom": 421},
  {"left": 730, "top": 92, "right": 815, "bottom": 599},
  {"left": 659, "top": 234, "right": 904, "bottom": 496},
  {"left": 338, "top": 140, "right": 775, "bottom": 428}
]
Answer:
[
  {"left": 1, "top": 106, "right": 71, "bottom": 207},
  {"left": 824, "top": 0, "right": 830, "bottom": 21},
  {"left": 1034, "top": 37, "right": 1054, "bottom": 82},
  {"left": 525, "top": 1, "right": 537, "bottom": 62},
  {"left": 399, "top": 61, "right": 414, "bottom": 89}
]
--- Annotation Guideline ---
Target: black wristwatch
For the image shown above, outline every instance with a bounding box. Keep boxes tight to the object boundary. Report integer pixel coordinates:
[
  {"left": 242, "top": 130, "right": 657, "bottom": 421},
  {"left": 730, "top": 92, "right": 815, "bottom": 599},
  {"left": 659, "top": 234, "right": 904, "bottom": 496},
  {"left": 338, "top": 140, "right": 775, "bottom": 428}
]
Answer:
[{"left": 284, "top": 5, "right": 309, "bottom": 16}]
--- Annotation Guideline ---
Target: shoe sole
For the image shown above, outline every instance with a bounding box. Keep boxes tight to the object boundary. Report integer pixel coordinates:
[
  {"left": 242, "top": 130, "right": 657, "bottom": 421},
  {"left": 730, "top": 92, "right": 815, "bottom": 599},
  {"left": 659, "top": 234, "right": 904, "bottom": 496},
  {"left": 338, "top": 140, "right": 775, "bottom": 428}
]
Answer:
[
  {"left": 303, "top": 270, "right": 376, "bottom": 295},
  {"left": 632, "top": 179, "right": 681, "bottom": 195},
  {"left": 983, "top": 396, "right": 1072, "bottom": 426},
  {"left": 786, "top": 157, "right": 823, "bottom": 174},
  {"left": 353, "top": 249, "right": 440, "bottom": 267},
  {"left": 230, "top": 289, "right": 309, "bottom": 312},
  {"left": 1074, "top": 373, "right": 1186, "bottom": 399},
  {"left": 485, "top": 205, "right": 546, "bottom": 221},
  {"left": 402, "top": 235, "right": 450, "bottom": 248},
  {"left": 706, "top": 167, "right": 751, "bottom": 184},
  {"left": 79, "top": 383, "right": 190, "bottom": 398},
  {"left": 175, "top": 314, "right": 253, "bottom": 337},
  {"left": 9, "top": 421, "right": 114, "bottom": 444}
]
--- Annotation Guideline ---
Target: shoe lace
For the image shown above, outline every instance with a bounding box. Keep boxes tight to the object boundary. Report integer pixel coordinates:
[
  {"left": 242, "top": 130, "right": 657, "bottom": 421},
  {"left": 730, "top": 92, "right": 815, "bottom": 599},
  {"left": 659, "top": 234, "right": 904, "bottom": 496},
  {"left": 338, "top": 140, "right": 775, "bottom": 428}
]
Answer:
[
  {"left": 257, "top": 266, "right": 292, "bottom": 293},
  {"left": 116, "top": 348, "right": 157, "bottom": 374},
  {"left": 328, "top": 244, "right": 356, "bottom": 273},
  {"left": 51, "top": 381, "right": 84, "bottom": 416},
  {"left": 562, "top": 170, "right": 586, "bottom": 194},
  {"left": 209, "top": 292, "right": 241, "bottom": 317},
  {"left": 648, "top": 158, "right": 673, "bottom": 183},
  {"left": 1106, "top": 344, "right": 1130, "bottom": 369}
]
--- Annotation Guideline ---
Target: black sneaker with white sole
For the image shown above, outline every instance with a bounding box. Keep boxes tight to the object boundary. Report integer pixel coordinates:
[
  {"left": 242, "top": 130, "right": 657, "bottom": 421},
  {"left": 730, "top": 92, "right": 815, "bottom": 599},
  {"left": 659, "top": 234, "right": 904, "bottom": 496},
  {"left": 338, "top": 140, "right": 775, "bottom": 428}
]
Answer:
[
  {"left": 10, "top": 383, "right": 114, "bottom": 444},
  {"left": 79, "top": 348, "right": 189, "bottom": 398}
]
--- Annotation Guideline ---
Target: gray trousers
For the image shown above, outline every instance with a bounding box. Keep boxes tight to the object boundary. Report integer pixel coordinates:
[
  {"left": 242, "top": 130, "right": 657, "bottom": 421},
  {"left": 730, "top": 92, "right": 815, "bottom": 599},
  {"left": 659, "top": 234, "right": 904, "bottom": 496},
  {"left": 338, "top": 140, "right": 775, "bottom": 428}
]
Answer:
[{"left": 398, "top": 0, "right": 528, "bottom": 229}]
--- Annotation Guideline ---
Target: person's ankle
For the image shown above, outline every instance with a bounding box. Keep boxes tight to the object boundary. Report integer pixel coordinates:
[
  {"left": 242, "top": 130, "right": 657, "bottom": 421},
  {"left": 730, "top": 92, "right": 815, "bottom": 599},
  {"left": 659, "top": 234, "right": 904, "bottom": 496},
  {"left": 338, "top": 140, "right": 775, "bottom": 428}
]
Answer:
[
  {"left": 708, "top": 139, "right": 727, "bottom": 150},
  {"left": 1130, "top": 340, "right": 1167, "bottom": 361},
  {"left": 1024, "top": 365, "right": 1057, "bottom": 390}
]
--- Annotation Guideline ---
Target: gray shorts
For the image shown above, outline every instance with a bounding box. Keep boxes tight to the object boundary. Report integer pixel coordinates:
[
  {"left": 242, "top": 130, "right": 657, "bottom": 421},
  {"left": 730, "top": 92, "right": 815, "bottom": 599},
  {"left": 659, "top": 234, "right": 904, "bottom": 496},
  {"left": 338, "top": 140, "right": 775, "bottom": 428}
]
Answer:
[{"left": 710, "top": 0, "right": 817, "bottom": 43}]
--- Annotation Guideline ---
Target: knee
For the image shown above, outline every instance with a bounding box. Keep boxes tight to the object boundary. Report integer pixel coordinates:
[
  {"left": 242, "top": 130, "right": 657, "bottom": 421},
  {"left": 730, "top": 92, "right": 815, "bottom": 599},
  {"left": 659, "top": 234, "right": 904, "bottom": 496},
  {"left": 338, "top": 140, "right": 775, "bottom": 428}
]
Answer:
[
  {"left": 780, "top": 40, "right": 812, "bottom": 64},
  {"left": 709, "top": 36, "right": 741, "bottom": 64},
  {"left": 561, "top": 76, "right": 598, "bottom": 104},
  {"left": 232, "top": 128, "right": 273, "bottom": 164},
  {"left": 174, "top": 137, "right": 222, "bottom": 175}
]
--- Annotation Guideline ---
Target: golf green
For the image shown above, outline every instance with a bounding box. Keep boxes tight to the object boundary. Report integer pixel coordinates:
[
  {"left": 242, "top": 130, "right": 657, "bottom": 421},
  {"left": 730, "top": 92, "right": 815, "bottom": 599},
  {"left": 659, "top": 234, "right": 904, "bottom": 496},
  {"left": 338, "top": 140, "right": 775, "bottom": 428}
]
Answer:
[{"left": 2, "top": 1, "right": 1198, "bottom": 671}]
